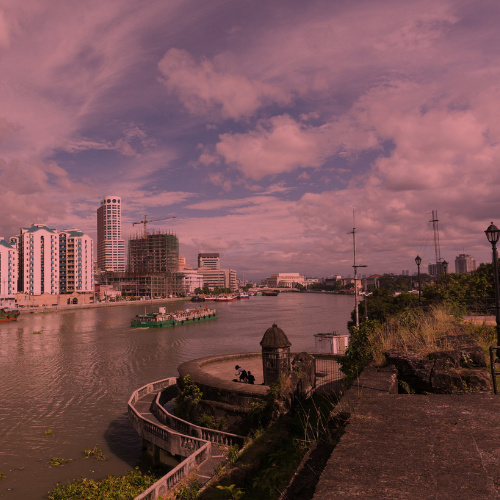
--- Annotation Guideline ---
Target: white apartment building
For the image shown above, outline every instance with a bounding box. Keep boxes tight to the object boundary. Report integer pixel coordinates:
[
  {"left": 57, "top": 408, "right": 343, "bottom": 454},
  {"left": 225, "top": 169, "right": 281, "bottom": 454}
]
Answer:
[
  {"left": 197, "top": 267, "right": 237, "bottom": 291},
  {"left": 0, "top": 238, "right": 18, "bottom": 303},
  {"left": 16, "top": 224, "right": 60, "bottom": 295},
  {"left": 266, "top": 272, "right": 306, "bottom": 288},
  {"left": 97, "top": 196, "right": 125, "bottom": 271},
  {"left": 177, "top": 269, "right": 204, "bottom": 294},
  {"left": 59, "top": 229, "right": 94, "bottom": 293}
]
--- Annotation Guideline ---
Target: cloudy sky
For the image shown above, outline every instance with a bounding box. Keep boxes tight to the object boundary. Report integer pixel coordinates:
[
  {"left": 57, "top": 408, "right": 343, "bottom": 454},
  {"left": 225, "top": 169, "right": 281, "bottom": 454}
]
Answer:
[{"left": 1, "top": 0, "right": 499, "bottom": 279}]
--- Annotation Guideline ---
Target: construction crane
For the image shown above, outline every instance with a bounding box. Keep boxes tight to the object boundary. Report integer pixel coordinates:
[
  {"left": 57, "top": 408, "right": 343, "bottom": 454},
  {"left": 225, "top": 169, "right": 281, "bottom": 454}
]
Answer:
[{"left": 132, "top": 215, "right": 176, "bottom": 238}]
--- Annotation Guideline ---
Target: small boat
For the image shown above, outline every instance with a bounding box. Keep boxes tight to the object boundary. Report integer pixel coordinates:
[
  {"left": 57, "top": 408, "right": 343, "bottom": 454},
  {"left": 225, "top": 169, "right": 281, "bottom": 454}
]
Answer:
[
  {"left": 0, "top": 308, "right": 20, "bottom": 322},
  {"left": 216, "top": 295, "right": 233, "bottom": 302},
  {"left": 191, "top": 295, "right": 206, "bottom": 302},
  {"left": 237, "top": 293, "right": 249, "bottom": 299},
  {"left": 262, "top": 291, "right": 279, "bottom": 296},
  {"left": 131, "top": 306, "right": 217, "bottom": 328}
]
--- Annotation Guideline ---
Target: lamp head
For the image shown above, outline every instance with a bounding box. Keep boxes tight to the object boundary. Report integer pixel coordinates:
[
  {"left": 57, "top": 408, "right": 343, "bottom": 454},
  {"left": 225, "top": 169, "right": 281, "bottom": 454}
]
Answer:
[
  {"left": 442, "top": 260, "right": 448, "bottom": 272},
  {"left": 485, "top": 222, "right": 500, "bottom": 245},
  {"left": 415, "top": 255, "right": 422, "bottom": 266}
]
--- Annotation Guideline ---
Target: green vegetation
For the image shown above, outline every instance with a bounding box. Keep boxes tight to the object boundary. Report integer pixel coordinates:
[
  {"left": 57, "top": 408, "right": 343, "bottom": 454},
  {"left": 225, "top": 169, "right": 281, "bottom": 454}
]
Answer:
[
  {"left": 174, "top": 375, "right": 203, "bottom": 421},
  {"left": 198, "top": 413, "right": 225, "bottom": 430},
  {"left": 83, "top": 444, "right": 106, "bottom": 460},
  {"left": 197, "top": 393, "right": 343, "bottom": 500},
  {"left": 32, "top": 331, "right": 42, "bottom": 334},
  {"left": 48, "top": 457, "right": 72, "bottom": 467},
  {"left": 44, "top": 428, "right": 53, "bottom": 435},
  {"left": 46, "top": 468, "right": 161, "bottom": 500},
  {"left": 0, "top": 472, "right": 5, "bottom": 479}
]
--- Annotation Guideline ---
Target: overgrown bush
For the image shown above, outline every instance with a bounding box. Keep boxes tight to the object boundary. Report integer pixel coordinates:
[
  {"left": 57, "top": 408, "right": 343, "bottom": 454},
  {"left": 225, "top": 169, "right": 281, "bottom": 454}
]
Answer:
[{"left": 175, "top": 375, "right": 203, "bottom": 421}]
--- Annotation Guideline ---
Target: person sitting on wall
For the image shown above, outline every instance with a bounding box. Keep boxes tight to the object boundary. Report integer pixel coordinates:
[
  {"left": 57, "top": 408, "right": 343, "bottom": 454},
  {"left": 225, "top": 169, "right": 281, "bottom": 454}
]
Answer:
[
  {"left": 247, "top": 371, "right": 255, "bottom": 384},
  {"left": 235, "top": 365, "right": 247, "bottom": 382}
]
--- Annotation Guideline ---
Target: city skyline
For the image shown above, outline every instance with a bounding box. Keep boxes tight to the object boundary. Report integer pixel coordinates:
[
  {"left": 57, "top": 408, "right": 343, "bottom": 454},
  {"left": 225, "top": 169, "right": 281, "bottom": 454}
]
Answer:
[{"left": 1, "top": 1, "right": 499, "bottom": 279}]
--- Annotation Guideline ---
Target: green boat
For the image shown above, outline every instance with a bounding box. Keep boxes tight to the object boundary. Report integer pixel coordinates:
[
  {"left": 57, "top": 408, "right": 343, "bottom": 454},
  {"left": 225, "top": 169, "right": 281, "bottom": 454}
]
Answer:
[{"left": 131, "top": 306, "right": 218, "bottom": 328}]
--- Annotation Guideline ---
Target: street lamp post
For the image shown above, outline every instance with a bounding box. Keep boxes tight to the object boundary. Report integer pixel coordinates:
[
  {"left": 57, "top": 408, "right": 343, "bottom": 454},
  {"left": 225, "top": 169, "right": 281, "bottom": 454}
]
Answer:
[
  {"left": 415, "top": 255, "right": 422, "bottom": 306},
  {"left": 442, "top": 260, "right": 448, "bottom": 291},
  {"left": 485, "top": 222, "right": 500, "bottom": 357}
]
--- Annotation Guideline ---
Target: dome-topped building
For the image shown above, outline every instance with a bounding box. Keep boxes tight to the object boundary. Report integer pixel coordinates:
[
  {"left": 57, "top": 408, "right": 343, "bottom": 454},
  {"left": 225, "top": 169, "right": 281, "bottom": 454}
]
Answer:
[{"left": 260, "top": 323, "right": 292, "bottom": 386}]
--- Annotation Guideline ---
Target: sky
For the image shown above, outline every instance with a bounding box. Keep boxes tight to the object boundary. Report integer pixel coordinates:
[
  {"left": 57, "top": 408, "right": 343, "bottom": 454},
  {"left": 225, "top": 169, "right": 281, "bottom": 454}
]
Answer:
[{"left": 1, "top": 0, "right": 500, "bottom": 280}]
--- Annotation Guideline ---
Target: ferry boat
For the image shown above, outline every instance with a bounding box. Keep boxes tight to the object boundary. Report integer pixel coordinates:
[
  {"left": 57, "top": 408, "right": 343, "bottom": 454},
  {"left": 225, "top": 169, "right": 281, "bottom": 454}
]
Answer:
[
  {"left": 131, "top": 307, "right": 217, "bottom": 328},
  {"left": 0, "top": 308, "right": 20, "bottom": 322},
  {"left": 237, "top": 293, "right": 249, "bottom": 299}
]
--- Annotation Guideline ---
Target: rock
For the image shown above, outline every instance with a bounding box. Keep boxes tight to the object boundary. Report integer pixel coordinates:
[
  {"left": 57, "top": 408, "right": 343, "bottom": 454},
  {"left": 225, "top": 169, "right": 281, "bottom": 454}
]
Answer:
[{"left": 386, "top": 333, "right": 492, "bottom": 394}]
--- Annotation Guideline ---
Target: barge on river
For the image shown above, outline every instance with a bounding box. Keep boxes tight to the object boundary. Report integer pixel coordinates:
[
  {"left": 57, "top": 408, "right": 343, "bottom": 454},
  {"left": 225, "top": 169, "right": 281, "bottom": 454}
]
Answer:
[{"left": 131, "top": 306, "right": 217, "bottom": 328}]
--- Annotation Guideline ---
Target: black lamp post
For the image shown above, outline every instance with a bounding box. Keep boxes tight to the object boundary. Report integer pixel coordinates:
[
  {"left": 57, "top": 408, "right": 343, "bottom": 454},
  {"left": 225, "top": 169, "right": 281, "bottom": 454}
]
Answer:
[
  {"left": 485, "top": 222, "right": 500, "bottom": 357},
  {"left": 442, "top": 260, "right": 448, "bottom": 290},
  {"left": 415, "top": 255, "right": 422, "bottom": 306}
]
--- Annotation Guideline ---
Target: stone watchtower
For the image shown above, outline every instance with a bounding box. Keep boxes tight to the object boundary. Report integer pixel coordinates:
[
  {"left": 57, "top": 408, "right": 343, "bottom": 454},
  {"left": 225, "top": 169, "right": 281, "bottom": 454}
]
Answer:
[{"left": 260, "top": 323, "right": 292, "bottom": 386}]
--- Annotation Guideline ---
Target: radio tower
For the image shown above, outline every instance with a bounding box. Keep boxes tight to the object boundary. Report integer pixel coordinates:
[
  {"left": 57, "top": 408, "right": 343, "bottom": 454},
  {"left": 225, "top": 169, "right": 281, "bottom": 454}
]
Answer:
[{"left": 430, "top": 209, "right": 441, "bottom": 268}]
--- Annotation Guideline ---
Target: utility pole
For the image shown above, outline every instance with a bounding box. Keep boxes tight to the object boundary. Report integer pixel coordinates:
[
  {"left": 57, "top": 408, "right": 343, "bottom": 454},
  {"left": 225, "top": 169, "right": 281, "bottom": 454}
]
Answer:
[{"left": 350, "top": 212, "right": 367, "bottom": 329}]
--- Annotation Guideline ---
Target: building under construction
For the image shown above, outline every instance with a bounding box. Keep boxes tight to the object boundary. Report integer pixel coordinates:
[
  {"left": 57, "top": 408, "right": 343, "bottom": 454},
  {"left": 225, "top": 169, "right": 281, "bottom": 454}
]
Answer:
[{"left": 128, "top": 231, "right": 179, "bottom": 274}]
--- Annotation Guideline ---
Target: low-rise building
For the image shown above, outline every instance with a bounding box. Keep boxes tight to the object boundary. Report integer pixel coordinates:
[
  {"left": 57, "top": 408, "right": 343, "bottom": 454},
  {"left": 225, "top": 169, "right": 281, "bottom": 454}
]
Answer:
[
  {"left": 177, "top": 269, "right": 204, "bottom": 294},
  {"left": 266, "top": 273, "right": 306, "bottom": 288}
]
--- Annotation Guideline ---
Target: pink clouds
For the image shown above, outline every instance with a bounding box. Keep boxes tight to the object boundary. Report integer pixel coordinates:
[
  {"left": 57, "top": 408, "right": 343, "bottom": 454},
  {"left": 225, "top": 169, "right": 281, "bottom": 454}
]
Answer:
[{"left": 158, "top": 48, "right": 289, "bottom": 120}]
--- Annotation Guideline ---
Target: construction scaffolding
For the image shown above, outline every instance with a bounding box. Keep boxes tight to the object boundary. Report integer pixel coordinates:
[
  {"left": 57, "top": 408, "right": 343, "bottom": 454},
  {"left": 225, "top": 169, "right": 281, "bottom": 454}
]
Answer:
[{"left": 128, "top": 230, "right": 179, "bottom": 274}]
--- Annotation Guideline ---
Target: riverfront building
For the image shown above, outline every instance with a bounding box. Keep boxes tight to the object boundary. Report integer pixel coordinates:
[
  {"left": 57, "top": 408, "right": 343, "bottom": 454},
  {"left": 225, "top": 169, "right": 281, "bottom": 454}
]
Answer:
[
  {"left": 455, "top": 254, "right": 477, "bottom": 274},
  {"left": 97, "top": 196, "right": 125, "bottom": 272},
  {"left": 266, "top": 272, "right": 306, "bottom": 288},
  {"left": 14, "top": 224, "right": 60, "bottom": 295},
  {"left": 128, "top": 232, "right": 179, "bottom": 274},
  {"left": 0, "top": 238, "right": 18, "bottom": 304},
  {"left": 198, "top": 267, "right": 238, "bottom": 291},
  {"left": 59, "top": 229, "right": 94, "bottom": 293},
  {"left": 198, "top": 253, "right": 220, "bottom": 270}
]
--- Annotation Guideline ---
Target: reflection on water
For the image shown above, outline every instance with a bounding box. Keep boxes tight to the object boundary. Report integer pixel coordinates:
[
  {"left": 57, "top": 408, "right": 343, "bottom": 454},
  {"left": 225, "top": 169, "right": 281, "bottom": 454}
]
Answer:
[{"left": 0, "top": 293, "right": 352, "bottom": 499}]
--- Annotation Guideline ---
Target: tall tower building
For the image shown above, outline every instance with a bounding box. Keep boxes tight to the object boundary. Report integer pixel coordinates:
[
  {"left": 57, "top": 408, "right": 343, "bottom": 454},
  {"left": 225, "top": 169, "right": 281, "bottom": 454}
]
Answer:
[
  {"left": 455, "top": 254, "right": 477, "bottom": 274},
  {"left": 198, "top": 252, "right": 220, "bottom": 270},
  {"left": 97, "top": 196, "right": 125, "bottom": 272}
]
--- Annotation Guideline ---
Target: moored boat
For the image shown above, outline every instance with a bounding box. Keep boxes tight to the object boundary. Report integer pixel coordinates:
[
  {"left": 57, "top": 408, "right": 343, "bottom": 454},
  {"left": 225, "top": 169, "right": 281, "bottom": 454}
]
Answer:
[
  {"left": 237, "top": 293, "right": 249, "bottom": 299},
  {"left": 216, "top": 295, "right": 233, "bottom": 302},
  {"left": 131, "top": 306, "right": 217, "bottom": 328},
  {"left": 0, "top": 308, "right": 20, "bottom": 322}
]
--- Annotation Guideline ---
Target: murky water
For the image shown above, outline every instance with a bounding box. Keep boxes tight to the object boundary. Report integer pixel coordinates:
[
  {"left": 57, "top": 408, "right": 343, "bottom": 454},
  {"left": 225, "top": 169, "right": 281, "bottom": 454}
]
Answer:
[{"left": 0, "top": 293, "right": 353, "bottom": 499}]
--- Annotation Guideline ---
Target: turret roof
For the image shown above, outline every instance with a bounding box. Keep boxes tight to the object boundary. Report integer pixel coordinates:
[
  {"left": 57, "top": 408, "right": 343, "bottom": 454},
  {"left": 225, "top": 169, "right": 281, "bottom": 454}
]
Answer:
[{"left": 260, "top": 323, "right": 291, "bottom": 348}]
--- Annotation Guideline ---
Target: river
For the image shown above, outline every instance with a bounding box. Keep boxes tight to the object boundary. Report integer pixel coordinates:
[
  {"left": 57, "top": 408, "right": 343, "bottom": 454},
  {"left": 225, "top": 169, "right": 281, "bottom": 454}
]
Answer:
[{"left": 0, "top": 293, "right": 353, "bottom": 499}]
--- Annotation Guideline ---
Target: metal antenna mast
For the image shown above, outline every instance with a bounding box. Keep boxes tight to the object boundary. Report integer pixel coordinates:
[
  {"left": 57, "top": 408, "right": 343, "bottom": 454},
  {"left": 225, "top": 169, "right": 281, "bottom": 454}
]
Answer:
[{"left": 430, "top": 209, "right": 441, "bottom": 266}]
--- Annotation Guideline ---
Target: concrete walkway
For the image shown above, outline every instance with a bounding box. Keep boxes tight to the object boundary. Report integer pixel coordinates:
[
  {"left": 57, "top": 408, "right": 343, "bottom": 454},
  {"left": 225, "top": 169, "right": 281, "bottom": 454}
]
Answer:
[
  {"left": 313, "top": 378, "right": 500, "bottom": 499},
  {"left": 133, "top": 391, "right": 229, "bottom": 488}
]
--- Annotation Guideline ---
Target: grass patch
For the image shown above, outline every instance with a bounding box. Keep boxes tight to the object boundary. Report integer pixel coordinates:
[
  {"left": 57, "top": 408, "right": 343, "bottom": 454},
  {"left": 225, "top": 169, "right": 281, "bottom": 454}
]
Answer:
[{"left": 46, "top": 467, "right": 161, "bottom": 500}]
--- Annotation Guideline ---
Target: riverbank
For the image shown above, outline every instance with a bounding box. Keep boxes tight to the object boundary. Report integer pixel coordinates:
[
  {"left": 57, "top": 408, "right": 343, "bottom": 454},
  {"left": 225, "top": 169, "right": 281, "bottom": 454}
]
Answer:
[{"left": 16, "top": 296, "right": 188, "bottom": 314}]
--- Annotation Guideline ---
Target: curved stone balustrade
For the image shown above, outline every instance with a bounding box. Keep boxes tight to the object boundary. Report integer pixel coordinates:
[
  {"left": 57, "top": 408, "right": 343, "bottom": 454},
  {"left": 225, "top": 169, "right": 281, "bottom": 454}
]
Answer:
[
  {"left": 153, "top": 387, "right": 246, "bottom": 448},
  {"left": 128, "top": 377, "right": 245, "bottom": 500}
]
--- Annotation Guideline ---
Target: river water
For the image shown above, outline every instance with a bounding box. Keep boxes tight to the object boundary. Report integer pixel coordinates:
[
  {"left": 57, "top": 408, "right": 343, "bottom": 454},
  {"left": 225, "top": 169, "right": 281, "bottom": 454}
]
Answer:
[{"left": 0, "top": 293, "right": 353, "bottom": 499}]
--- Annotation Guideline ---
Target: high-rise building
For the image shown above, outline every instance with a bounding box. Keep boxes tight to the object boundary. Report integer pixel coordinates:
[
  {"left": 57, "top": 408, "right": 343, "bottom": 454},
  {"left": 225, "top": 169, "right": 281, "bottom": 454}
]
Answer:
[
  {"left": 0, "top": 238, "right": 18, "bottom": 302},
  {"left": 97, "top": 196, "right": 125, "bottom": 272},
  {"left": 59, "top": 229, "right": 93, "bottom": 293},
  {"left": 198, "top": 252, "right": 220, "bottom": 270},
  {"left": 128, "top": 232, "right": 179, "bottom": 274},
  {"left": 16, "top": 224, "right": 60, "bottom": 295},
  {"left": 455, "top": 254, "right": 477, "bottom": 274}
]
